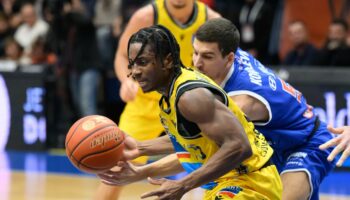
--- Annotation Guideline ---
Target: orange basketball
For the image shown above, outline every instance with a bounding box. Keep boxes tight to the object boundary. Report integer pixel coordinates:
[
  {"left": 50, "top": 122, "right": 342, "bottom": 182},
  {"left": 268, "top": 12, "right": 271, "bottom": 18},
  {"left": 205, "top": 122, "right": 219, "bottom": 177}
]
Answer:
[{"left": 65, "top": 115, "right": 125, "bottom": 174}]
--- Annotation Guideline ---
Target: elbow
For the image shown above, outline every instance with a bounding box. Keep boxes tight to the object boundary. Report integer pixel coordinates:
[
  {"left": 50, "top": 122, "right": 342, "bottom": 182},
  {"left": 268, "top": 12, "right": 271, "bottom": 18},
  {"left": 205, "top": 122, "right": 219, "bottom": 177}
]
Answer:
[
  {"left": 241, "top": 143, "right": 253, "bottom": 160},
  {"left": 236, "top": 139, "right": 253, "bottom": 161}
]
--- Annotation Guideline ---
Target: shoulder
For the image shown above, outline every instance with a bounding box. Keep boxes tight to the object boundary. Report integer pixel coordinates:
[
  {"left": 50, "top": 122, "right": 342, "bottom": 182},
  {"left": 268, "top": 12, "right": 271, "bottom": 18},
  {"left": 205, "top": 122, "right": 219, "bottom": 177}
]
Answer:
[
  {"left": 207, "top": 7, "right": 221, "bottom": 19},
  {"left": 130, "top": 4, "right": 155, "bottom": 25},
  {"left": 177, "top": 88, "right": 215, "bottom": 120}
]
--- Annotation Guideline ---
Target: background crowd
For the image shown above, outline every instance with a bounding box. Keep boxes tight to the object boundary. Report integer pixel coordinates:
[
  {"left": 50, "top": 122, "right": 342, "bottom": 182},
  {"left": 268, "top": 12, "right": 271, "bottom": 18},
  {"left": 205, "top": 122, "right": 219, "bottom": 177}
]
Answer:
[{"left": 0, "top": 0, "right": 349, "bottom": 148}]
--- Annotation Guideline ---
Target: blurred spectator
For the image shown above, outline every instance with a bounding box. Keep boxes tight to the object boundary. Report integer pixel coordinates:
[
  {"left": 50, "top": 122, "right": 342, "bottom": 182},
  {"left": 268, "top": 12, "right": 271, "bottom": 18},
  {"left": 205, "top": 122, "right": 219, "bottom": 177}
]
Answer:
[
  {"left": 0, "top": 0, "right": 22, "bottom": 30},
  {"left": 0, "top": 13, "right": 14, "bottom": 57},
  {"left": 317, "top": 18, "right": 350, "bottom": 67},
  {"left": 94, "top": 0, "right": 124, "bottom": 123},
  {"left": 238, "top": 0, "right": 274, "bottom": 64},
  {"left": 29, "top": 36, "right": 56, "bottom": 65},
  {"left": 61, "top": 0, "right": 102, "bottom": 117},
  {"left": 283, "top": 20, "right": 319, "bottom": 66},
  {"left": 14, "top": 2, "right": 48, "bottom": 64},
  {"left": 94, "top": 0, "right": 122, "bottom": 69},
  {"left": 3, "top": 36, "right": 23, "bottom": 62},
  {"left": 120, "top": 0, "right": 147, "bottom": 29}
]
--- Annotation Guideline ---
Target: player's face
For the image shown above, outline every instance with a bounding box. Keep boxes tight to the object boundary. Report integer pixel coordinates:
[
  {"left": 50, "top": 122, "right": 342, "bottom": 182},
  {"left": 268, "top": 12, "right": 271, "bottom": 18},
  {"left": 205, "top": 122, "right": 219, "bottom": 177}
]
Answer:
[
  {"left": 193, "top": 39, "right": 232, "bottom": 85},
  {"left": 128, "top": 43, "right": 166, "bottom": 93},
  {"left": 168, "top": 0, "right": 192, "bottom": 9}
]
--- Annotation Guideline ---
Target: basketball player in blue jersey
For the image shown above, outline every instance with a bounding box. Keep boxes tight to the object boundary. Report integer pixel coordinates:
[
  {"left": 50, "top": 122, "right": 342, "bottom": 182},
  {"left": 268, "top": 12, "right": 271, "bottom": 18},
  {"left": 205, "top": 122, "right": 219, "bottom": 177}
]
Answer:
[
  {"left": 191, "top": 18, "right": 335, "bottom": 200},
  {"left": 98, "top": 18, "right": 338, "bottom": 200}
]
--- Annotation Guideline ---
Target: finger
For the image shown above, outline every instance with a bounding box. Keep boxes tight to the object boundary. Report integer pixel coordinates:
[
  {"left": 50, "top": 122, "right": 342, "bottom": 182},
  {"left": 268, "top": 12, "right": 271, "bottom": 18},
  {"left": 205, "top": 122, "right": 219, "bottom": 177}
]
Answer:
[
  {"left": 327, "top": 125, "right": 343, "bottom": 135},
  {"left": 336, "top": 147, "right": 350, "bottom": 167},
  {"left": 141, "top": 190, "right": 161, "bottom": 199},
  {"left": 147, "top": 177, "right": 166, "bottom": 185},
  {"left": 319, "top": 137, "right": 340, "bottom": 150},
  {"left": 327, "top": 143, "right": 345, "bottom": 162}
]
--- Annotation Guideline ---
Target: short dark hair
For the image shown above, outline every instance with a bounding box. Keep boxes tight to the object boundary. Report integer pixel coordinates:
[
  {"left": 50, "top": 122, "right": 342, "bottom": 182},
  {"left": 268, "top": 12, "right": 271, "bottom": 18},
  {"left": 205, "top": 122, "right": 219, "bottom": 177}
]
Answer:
[
  {"left": 195, "top": 18, "right": 240, "bottom": 56},
  {"left": 127, "top": 25, "right": 182, "bottom": 69},
  {"left": 332, "top": 18, "right": 349, "bottom": 31}
]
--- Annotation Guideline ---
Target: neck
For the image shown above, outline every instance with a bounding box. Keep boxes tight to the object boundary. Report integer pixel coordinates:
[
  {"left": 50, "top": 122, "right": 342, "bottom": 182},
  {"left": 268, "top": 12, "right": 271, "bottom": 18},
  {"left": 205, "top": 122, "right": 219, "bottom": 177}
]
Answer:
[
  {"left": 217, "top": 62, "right": 233, "bottom": 86},
  {"left": 157, "top": 68, "right": 178, "bottom": 97},
  {"left": 166, "top": 0, "right": 194, "bottom": 24}
]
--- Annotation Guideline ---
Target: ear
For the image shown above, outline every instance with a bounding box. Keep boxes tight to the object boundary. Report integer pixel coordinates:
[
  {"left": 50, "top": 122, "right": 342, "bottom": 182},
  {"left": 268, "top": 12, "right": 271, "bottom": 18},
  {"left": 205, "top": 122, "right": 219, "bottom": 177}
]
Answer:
[
  {"left": 227, "top": 52, "right": 235, "bottom": 63},
  {"left": 163, "top": 53, "right": 173, "bottom": 70}
]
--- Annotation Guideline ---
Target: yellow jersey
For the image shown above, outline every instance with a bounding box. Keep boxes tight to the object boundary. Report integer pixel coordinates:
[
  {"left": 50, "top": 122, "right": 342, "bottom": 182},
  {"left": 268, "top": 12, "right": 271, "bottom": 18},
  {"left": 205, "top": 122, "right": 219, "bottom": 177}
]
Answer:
[
  {"left": 153, "top": 0, "right": 207, "bottom": 68},
  {"left": 159, "top": 67, "right": 273, "bottom": 190},
  {"left": 120, "top": 0, "right": 209, "bottom": 139}
]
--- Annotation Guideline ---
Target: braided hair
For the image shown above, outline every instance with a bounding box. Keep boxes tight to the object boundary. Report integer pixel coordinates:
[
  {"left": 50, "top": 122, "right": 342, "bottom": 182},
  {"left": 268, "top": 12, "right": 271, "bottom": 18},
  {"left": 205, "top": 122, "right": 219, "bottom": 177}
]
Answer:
[{"left": 127, "top": 25, "right": 183, "bottom": 76}]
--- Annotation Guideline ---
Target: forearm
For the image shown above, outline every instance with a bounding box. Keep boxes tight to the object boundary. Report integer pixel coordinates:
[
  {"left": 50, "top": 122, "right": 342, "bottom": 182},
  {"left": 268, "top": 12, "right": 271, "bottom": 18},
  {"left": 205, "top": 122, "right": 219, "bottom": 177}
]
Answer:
[
  {"left": 179, "top": 142, "right": 251, "bottom": 190},
  {"left": 114, "top": 51, "right": 130, "bottom": 82},
  {"left": 138, "top": 135, "right": 175, "bottom": 156},
  {"left": 140, "top": 154, "right": 184, "bottom": 178}
]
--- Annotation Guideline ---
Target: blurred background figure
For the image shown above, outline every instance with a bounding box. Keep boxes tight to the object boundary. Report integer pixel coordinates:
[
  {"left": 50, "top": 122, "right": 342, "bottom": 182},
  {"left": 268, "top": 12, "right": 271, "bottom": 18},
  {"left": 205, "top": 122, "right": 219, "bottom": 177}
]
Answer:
[
  {"left": 3, "top": 36, "right": 23, "bottom": 63},
  {"left": 0, "top": 13, "right": 14, "bottom": 57},
  {"left": 14, "top": 2, "right": 48, "bottom": 65},
  {"left": 61, "top": 0, "right": 102, "bottom": 117},
  {"left": 238, "top": 0, "right": 274, "bottom": 64},
  {"left": 317, "top": 19, "right": 350, "bottom": 67},
  {"left": 283, "top": 20, "right": 319, "bottom": 66}
]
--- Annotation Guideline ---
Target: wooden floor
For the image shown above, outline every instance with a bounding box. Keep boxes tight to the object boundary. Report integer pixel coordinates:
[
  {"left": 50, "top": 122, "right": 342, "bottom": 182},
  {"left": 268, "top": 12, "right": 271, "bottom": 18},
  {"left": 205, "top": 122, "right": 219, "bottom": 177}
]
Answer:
[
  {"left": 0, "top": 171, "right": 349, "bottom": 200},
  {"left": 1, "top": 172, "right": 205, "bottom": 200},
  {"left": 1, "top": 151, "right": 350, "bottom": 200}
]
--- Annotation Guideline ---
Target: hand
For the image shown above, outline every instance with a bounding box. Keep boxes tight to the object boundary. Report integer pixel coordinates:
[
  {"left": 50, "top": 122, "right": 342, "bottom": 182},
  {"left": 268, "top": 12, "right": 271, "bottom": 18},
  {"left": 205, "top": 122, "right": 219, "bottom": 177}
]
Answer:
[
  {"left": 141, "top": 177, "right": 187, "bottom": 200},
  {"left": 97, "top": 161, "right": 145, "bottom": 186},
  {"left": 119, "top": 79, "right": 139, "bottom": 102},
  {"left": 319, "top": 125, "right": 350, "bottom": 166},
  {"left": 123, "top": 136, "right": 141, "bottom": 160}
]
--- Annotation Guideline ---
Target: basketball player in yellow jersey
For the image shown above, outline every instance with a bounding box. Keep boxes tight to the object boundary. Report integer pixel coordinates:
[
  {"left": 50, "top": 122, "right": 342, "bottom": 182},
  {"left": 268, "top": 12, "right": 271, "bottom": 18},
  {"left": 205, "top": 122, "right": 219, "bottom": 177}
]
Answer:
[
  {"left": 95, "top": 1, "right": 220, "bottom": 199},
  {"left": 98, "top": 25, "right": 282, "bottom": 199}
]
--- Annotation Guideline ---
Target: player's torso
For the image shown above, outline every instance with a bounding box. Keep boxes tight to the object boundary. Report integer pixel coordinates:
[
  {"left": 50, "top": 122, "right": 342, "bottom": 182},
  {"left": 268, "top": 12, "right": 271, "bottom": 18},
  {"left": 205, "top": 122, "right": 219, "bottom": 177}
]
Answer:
[
  {"left": 159, "top": 67, "right": 273, "bottom": 189},
  {"left": 153, "top": 0, "right": 207, "bottom": 67},
  {"left": 223, "top": 48, "right": 317, "bottom": 151}
]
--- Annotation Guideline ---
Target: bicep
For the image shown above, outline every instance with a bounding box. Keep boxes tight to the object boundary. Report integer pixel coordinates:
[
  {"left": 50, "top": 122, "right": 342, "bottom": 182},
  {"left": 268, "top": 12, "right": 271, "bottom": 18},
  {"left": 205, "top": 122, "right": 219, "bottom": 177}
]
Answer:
[
  {"left": 230, "top": 95, "right": 269, "bottom": 122},
  {"left": 178, "top": 89, "right": 246, "bottom": 146}
]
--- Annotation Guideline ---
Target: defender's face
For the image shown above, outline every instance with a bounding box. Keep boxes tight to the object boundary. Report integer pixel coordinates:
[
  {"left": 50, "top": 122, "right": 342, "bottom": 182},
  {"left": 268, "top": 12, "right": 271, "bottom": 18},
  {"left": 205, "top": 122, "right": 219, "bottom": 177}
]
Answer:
[
  {"left": 192, "top": 39, "right": 230, "bottom": 84},
  {"left": 128, "top": 43, "right": 164, "bottom": 93}
]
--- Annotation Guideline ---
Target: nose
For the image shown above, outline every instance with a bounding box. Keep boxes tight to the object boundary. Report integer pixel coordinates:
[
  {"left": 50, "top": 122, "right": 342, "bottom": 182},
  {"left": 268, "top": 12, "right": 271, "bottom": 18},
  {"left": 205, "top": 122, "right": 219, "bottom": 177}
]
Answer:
[
  {"left": 193, "top": 54, "right": 202, "bottom": 70},
  {"left": 130, "top": 65, "right": 141, "bottom": 80}
]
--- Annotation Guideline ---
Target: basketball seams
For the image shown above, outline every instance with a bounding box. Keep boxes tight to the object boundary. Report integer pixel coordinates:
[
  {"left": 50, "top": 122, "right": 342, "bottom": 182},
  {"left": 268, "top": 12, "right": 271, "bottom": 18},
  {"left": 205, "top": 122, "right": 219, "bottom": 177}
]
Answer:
[
  {"left": 69, "top": 124, "right": 117, "bottom": 158},
  {"left": 78, "top": 142, "right": 124, "bottom": 170},
  {"left": 65, "top": 118, "right": 85, "bottom": 148}
]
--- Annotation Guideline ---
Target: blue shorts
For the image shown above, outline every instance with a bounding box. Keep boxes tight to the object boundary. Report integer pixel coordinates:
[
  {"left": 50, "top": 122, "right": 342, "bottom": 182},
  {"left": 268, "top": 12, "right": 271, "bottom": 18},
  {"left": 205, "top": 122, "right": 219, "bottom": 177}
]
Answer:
[{"left": 272, "top": 122, "right": 336, "bottom": 200}]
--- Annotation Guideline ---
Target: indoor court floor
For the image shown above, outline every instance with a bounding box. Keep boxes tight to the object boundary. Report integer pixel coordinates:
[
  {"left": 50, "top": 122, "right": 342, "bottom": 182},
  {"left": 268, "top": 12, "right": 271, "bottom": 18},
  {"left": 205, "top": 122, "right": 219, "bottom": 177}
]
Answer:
[{"left": 1, "top": 150, "right": 350, "bottom": 200}]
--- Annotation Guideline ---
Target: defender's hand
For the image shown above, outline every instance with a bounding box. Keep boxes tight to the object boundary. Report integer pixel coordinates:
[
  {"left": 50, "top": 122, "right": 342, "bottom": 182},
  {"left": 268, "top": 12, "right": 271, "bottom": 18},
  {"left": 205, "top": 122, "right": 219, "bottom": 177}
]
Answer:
[{"left": 319, "top": 125, "right": 350, "bottom": 166}]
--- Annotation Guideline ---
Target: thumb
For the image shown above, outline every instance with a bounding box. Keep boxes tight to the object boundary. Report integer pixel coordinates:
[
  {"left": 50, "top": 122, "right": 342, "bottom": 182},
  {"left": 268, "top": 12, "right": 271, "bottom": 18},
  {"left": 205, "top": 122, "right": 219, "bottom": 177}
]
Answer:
[{"left": 147, "top": 177, "right": 166, "bottom": 186}]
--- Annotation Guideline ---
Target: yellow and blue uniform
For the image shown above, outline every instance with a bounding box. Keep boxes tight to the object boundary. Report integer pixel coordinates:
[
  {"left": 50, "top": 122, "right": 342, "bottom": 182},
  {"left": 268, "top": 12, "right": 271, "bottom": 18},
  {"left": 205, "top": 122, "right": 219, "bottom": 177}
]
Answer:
[
  {"left": 119, "top": 0, "right": 208, "bottom": 163},
  {"left": 159, "top": 67, "right": 282, "bottom": 199}
]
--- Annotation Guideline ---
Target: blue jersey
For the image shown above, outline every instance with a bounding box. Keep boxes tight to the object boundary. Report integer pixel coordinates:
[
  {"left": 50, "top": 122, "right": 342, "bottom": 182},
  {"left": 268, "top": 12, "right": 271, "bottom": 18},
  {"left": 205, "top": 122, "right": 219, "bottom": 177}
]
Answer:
[{"left": 222, "top": 48, "right": 317, "bottom": 155}]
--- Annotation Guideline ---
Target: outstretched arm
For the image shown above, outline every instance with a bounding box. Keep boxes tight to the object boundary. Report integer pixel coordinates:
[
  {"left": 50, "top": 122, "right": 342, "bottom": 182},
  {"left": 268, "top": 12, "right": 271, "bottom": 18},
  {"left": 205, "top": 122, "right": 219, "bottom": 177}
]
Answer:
[
  {"left": 98, "top": 154, "right": 183, "bottom": 186},
  {"left": 319, "top": 125, "right": 350, "bottom": 166},
  {"left": 123, "top": 135, "right": 175, "bottom": 160}
]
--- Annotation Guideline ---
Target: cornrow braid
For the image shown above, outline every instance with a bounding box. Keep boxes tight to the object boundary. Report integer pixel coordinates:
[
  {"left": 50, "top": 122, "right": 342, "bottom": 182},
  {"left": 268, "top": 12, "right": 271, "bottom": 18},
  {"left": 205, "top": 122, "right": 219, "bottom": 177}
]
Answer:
[{"left": 127, "top": 25, "right": 183, "bottom": 76}]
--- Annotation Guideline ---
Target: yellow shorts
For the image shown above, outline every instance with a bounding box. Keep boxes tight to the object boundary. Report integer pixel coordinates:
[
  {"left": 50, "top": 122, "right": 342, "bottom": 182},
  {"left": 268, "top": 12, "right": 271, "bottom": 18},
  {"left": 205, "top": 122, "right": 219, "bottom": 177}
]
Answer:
[
  {"left": 119, "top": 91, "right": 164, "bottom": 164},
  {"left": 204, "top": 165, "right": 282, "bottom": 200}
]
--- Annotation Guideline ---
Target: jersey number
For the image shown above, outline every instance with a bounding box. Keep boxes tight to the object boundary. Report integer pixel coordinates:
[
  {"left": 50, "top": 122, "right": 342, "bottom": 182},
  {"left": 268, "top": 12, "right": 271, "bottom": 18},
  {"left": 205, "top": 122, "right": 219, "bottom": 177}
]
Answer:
[{"left": 280, "top": 79, "right": 302, "bottom": 103}]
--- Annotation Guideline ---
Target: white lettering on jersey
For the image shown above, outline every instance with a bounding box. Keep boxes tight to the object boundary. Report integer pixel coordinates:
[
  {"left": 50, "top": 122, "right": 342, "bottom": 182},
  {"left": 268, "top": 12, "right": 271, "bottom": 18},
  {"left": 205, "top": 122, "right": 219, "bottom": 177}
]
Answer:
[{"left": 238, "top": 51, "right": 262, "bottom": 86}]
